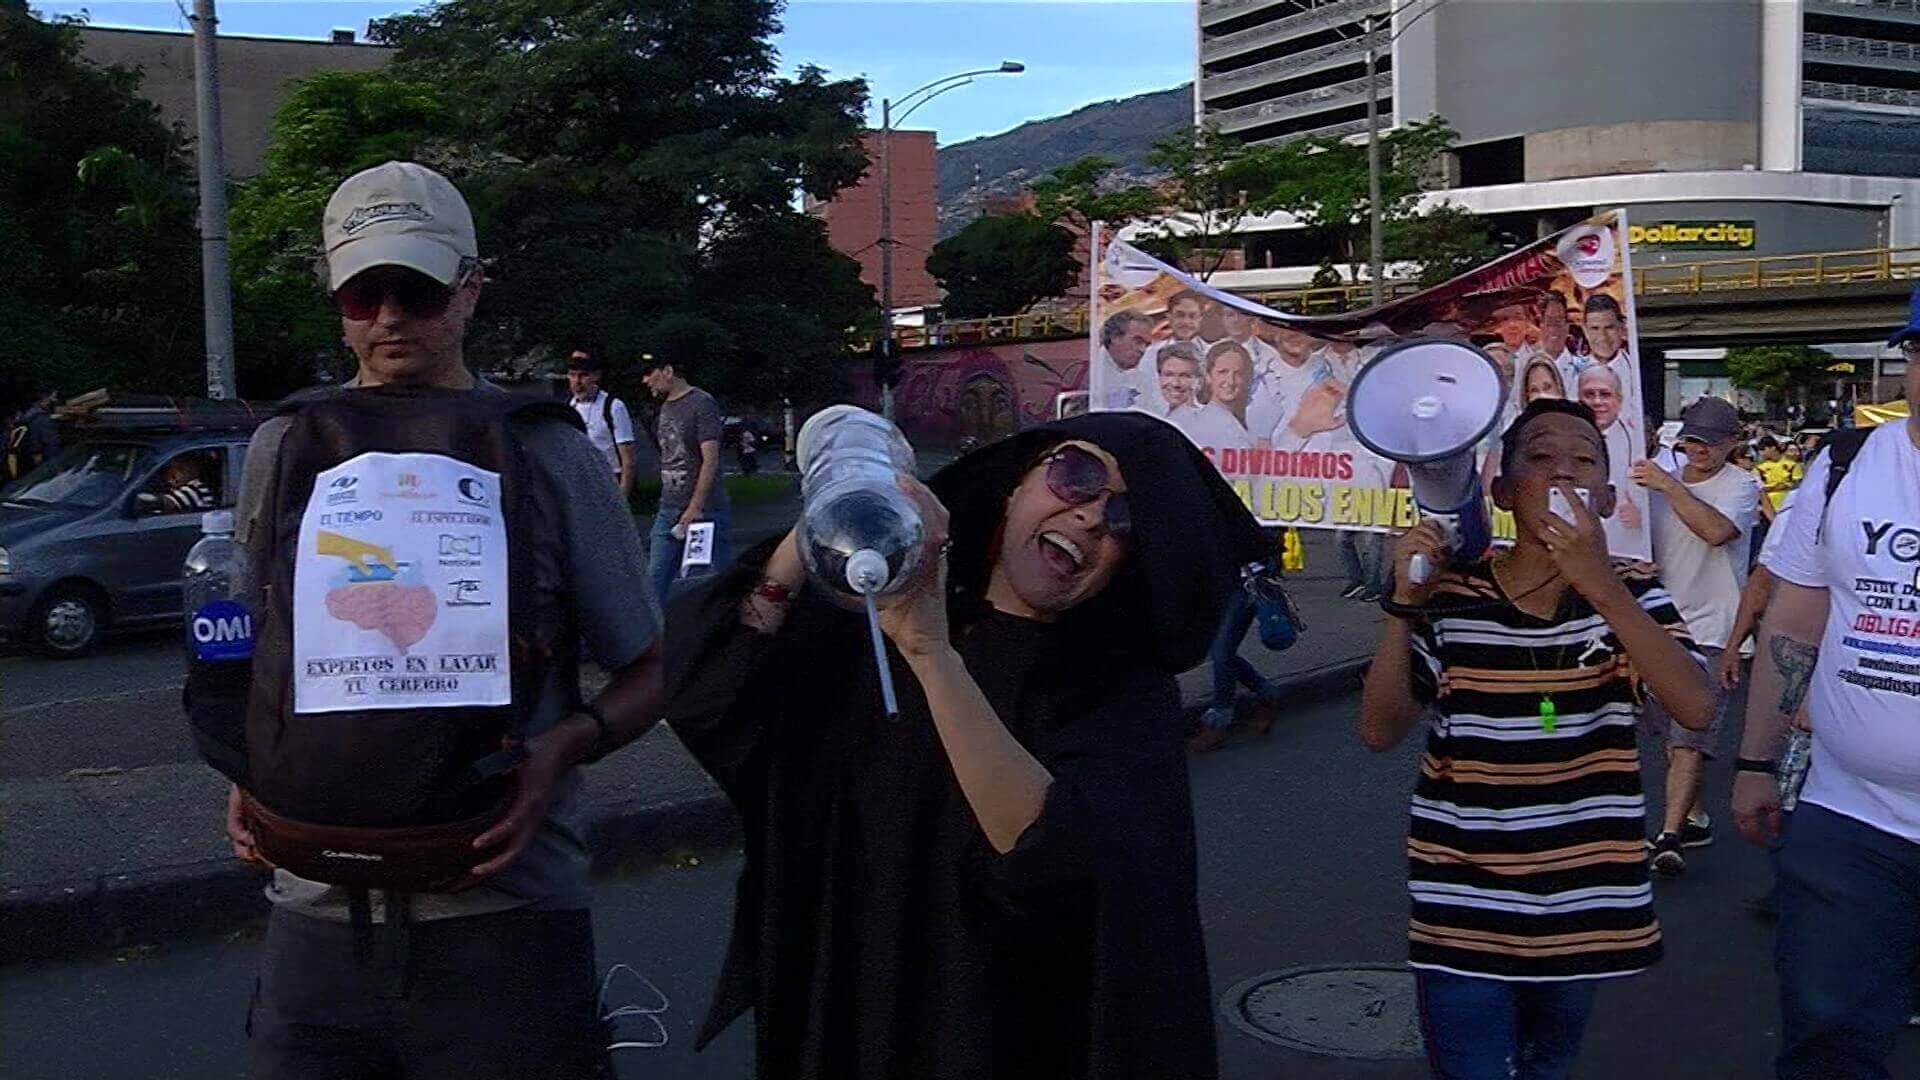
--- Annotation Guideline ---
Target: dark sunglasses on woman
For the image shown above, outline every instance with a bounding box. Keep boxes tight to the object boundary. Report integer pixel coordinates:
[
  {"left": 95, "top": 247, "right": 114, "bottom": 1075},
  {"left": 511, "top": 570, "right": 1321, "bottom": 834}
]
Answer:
[
  {"left": 332, "top": 265, "right": 472, "bottom": 322},
  {"left": 1041, "top": 445, "right": 1132, "bottom": 538}
]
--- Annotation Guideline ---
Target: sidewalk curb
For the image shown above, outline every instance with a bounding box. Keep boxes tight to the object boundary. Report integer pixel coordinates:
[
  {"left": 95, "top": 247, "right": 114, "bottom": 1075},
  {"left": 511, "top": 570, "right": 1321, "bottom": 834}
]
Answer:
[{"left": 1, "top": 657, "right": 1371, "bottom": 967}]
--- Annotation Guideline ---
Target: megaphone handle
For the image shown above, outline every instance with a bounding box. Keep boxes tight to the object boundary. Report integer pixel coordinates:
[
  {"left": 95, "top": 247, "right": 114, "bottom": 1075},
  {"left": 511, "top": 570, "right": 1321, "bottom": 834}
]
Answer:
[
  {"left": 863, "top": 591, "right": 901, "bottom": 721},
  {"left": 1407, "top": 552, "right": 1431, "bottom": 585}
]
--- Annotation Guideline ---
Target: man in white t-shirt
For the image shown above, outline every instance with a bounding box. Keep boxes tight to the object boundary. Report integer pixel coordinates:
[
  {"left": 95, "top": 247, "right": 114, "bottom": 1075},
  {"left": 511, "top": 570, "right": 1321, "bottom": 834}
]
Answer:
[
  {"left": 567, "top": 351, "right": 638, "bottom": 499},
  {"left": 1094, "top": 310, "right": 1158, "bottom": 412},
  {"left": 1631, "top": 396, "right": 1760, "bottom": 874},
  {"left": 1734, "top": 299, "right": 1920, "bottom": 1077}
]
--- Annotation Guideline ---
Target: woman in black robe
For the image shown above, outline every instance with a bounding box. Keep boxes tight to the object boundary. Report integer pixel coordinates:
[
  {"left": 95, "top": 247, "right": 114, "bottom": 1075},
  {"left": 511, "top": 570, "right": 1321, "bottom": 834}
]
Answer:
[{"left": 664, "top": 411, "right": 1268, "bottom": 1079}]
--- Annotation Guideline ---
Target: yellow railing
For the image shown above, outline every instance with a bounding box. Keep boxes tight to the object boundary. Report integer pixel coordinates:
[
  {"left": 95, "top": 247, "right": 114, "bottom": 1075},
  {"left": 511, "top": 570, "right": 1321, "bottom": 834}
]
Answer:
[{"left": 895, "top": 245, "right": 1920, "bottom": 350}]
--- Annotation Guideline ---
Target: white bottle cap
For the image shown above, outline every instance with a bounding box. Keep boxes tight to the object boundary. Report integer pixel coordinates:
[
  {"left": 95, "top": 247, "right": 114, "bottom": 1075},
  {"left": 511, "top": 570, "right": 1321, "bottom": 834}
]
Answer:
[{"left": 201, "top": 509, "right": 235, "bottom": 535}]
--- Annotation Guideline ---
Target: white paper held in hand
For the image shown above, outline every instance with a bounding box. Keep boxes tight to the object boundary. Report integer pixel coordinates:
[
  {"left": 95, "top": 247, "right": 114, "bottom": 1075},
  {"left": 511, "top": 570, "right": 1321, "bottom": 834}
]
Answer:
[{"left": 678, "top": 520, "right": 715, "bottom": 577}]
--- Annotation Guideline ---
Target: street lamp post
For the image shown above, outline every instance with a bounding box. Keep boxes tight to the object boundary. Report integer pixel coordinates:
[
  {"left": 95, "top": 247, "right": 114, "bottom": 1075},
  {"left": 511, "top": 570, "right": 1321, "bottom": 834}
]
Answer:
[
  {"left": 1364, "top": 0, "right": 1456, "bottom": 307},
  {"left": 877, "top": 61, "right": 1024, "bottom": 420}
]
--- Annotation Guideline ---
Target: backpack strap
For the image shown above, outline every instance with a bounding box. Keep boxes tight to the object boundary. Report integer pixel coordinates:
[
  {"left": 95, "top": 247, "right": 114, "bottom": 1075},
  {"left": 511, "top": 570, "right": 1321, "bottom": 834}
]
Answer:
[
  {"left": 603, "top": 393, "right": 617, "bottom": 443},
  {"left": 1815, "top": 427, "right": 1872, "bottom": 544}
]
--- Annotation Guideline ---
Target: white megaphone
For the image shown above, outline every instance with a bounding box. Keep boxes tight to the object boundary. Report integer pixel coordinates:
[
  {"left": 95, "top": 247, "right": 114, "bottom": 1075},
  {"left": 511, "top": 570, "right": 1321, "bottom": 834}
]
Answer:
[{"left": 1346, "top": 338, "right": 1509, "bottom": 585}]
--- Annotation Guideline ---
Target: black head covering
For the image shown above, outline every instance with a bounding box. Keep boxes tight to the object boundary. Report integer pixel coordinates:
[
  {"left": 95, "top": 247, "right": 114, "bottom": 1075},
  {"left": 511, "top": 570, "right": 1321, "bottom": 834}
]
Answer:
[{"left": 928, "top": 411, "right": 1269, "bottom": 675}]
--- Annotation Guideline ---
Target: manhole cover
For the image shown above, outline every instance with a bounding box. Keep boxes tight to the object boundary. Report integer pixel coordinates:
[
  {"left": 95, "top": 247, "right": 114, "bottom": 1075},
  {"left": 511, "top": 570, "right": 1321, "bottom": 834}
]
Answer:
[{"left": 1222, "top": 964, "right": 1424, "bottom": 1060}]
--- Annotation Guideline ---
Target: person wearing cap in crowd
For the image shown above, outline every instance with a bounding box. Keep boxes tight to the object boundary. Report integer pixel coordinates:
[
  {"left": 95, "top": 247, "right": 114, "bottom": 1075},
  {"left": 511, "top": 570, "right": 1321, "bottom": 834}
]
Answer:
[
  {"left": 566, "top": 350, "right": 639, "bottom": 500},
  {"left": 639, "top": 352, "right": 731, "bottom": 605},
  {"left": 1732, "top": 284, "right": 1920, "bottom": 1078},
  {"left": 1630, "top": 396, "right": 1760, "bottom": 875},
  {"left": 227, "top": 161, "right": 664, "bottom": 1078}
]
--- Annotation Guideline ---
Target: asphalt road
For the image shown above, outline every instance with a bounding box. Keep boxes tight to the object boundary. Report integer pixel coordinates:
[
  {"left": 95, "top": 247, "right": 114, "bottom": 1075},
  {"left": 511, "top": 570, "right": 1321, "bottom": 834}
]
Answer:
[{"left": 8, "top": 685, "right": 1919, "bottom": 1080}]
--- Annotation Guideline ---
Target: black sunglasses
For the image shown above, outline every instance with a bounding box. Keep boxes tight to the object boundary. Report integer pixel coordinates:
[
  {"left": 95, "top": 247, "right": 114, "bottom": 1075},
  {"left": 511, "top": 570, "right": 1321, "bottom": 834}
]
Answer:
[
  {"left": 332, "top": 266, "right": 469, "bottom": 322},
  {"left": 1041, "top": 445, "right": 1132, "bottom": 538}
]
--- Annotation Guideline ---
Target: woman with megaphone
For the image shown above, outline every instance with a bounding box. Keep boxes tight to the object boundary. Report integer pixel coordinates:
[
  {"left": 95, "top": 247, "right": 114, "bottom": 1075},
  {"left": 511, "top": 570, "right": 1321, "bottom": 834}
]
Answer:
[{"left": 1358, "top": 398, "right": 1714, "bottom": 1079}]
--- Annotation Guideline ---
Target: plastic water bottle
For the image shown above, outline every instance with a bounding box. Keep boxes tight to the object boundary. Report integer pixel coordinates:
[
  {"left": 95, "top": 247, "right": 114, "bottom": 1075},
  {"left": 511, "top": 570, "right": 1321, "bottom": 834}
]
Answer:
[
  {"left": 793, "top": 406, "right": 928, "bottom": 718},
  {"left": 184, "top": 511, "right": 253, "bottom": 777},
  {"left": 1777, "top": 728, "right": 1813, "bottom": 812},
  {"left": 794, "top": 405, "right": 928, "bottom": 601}
]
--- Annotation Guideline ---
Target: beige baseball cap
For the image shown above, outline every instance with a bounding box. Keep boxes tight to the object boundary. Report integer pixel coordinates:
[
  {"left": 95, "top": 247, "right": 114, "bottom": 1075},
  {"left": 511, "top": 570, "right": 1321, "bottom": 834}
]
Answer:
[{"left": 322, "top": 161, "right": 477, "bottom": 291}]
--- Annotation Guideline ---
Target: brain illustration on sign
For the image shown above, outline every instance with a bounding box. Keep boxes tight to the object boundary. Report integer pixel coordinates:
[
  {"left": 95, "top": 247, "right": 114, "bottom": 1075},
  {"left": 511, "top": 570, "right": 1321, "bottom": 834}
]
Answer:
[{"left": 315, "top": 530, "right": 437, "bottom": 653}]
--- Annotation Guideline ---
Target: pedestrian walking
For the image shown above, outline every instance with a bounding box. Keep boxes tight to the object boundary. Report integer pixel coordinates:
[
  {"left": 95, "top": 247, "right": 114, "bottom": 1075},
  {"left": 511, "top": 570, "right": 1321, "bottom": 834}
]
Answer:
[
  {"left": 736, "top": 426, "right": 759, "bottom": 475},
  {"left": 5, "top": 386, "right": 60, "bottom": 481},
  {"left": 1190, "top": 531, "right": 1288, "bottom": 753},
  {"left": 218, "top": 161, "right": 664, "bottom": 1080},
  {"left": 1733, "top": 288, "right": 1920, "bottom": 1080},
  {"left": 1631, "top": 396, "right": 1760, "bottom": 875},
  {"left": 640, "top": 354, "right": 730, "bottom": 605},
  {"left": 664, "top": 412, "right": 1267, "bottom": 1079},
  {"left": 566, "top": 350, "right": 639, "bottom": 501},
  {"left": 1359, "top": 398, "right": 1713, "bottom": 1080}
]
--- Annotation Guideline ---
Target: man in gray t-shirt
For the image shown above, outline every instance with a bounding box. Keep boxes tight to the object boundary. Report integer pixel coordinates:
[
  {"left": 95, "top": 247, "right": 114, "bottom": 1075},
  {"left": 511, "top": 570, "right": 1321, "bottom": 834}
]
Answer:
[
  {"left": 228, "top": 161, "right": 664, "bottom": 1079},
  {"left": 640, "top": 354, "right": 732, "bottom": 606}
]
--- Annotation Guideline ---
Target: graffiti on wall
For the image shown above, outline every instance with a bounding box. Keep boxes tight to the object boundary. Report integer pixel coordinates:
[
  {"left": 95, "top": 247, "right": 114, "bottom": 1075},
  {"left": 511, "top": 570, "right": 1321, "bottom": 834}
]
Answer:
[{"left": 844, "top": 339, "right": 1089, "bottom": 445}]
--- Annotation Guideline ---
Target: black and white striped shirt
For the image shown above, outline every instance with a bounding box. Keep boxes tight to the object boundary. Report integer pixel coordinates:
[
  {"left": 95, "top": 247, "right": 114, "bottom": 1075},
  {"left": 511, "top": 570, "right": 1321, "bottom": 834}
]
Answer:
[{"left": 1405, "top": 558, "right": 1705, "bottom": 981}]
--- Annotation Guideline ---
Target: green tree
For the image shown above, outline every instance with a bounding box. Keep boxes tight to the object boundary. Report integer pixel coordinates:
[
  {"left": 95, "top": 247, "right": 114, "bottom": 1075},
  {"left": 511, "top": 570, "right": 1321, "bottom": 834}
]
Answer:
[
  {"left": 1126, "top": 126, "right": 1288, "bottom": 280},
  {"left": 0, "top": 1, "right": 202, "bottom": 404},
  {"left": 926, "top": 213, "right": 1079, "bottom": 318},
  {"left": 1385, "top": 202, "right": 1508, "bottom": 286},
  {"left": 228, "top": 71, "right": 454, "bottom": 396},
  {"left": 1029, "top": 155, "right": 1163, "bottom": 236},
  {"left": 1726, "top": 344, "right": 1832, "bottom": 417},
  {"left": 1261, "top": 115, "right": 1493, "bottom": 287},
  {"left": 361, "top": 0, "right": 874, "bottom": 405}
]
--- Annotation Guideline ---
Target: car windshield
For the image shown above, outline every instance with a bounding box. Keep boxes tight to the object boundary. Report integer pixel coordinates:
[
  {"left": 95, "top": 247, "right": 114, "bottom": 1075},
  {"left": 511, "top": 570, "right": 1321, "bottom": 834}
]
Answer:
[{"left": 1, "top": 442, "right": 153, "bottom": 510}]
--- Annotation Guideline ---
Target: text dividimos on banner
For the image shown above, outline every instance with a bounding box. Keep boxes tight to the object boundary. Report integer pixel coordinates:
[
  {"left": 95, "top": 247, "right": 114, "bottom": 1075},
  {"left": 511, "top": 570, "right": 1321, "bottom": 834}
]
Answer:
[{"left": 1086, "top": 211, "right": 1650, "bottom": 559}]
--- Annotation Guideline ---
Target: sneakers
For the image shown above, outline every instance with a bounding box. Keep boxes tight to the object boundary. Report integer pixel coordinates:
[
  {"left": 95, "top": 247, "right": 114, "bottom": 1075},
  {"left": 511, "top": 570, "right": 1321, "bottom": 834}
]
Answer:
[
  {"left": 1187, "top": 726, "right": 1230, "bottom": 753},
  {"left": 1650, "top": 832, "right": 1687, "bottom": 876},
  {"left": 1248, "top": 698, "right": 1280, "bottom": 737},
  {"left": 1678, "top": 814, "right": 1714, "bottom": 849},
  {"left": 1341, "top": 584, "right": 1367, "bottom": 599},
  {"left": 1188, "top": 707, "right": 1234, "bottom": 753}
]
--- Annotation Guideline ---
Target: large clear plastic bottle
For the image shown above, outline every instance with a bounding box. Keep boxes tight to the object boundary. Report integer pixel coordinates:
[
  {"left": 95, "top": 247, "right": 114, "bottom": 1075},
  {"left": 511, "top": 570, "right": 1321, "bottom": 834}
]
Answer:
[
  {"left": 794, "top": 405, "right": 928, "bottom": 601},
  {"left": 184, "top": 510, "right": 253, "bottom": 779}
]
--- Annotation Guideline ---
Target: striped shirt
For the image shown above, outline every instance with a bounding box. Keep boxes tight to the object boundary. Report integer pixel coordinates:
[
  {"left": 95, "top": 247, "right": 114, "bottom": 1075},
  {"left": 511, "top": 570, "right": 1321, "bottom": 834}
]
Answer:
[{"left": 1405, "top": 558, "right": 1705, "bottom": 982}]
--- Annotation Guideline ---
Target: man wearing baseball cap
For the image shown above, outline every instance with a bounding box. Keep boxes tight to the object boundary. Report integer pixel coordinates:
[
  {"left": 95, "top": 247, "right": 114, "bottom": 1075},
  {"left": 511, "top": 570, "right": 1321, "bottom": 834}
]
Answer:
[
  {"left": 226, "top": 161, "right": 663, "bottom": 1077},
  {"left": 1629, "top": 396, "right": 1759, "bottom": 875},
  {"left": 566, "top": 350, "right": 639, "bottom": 499}
]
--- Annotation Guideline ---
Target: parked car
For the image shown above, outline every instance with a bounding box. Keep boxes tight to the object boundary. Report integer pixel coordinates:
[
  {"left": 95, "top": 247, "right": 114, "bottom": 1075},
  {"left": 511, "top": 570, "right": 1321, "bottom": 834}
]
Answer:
[{"left": 0, "top": 429, "right": 253, "bottom": 657}]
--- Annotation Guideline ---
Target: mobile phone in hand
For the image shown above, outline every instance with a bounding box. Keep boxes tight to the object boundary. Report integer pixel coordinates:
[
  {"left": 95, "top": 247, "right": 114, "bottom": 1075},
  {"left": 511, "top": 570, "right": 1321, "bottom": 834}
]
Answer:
[{"left": 1547, "top": 487, "right": 1592, "bottom": 522}]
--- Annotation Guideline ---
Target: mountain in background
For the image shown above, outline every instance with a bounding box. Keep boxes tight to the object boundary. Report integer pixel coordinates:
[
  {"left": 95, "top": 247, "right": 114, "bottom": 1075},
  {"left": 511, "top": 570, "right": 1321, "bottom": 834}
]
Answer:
[{"left": 935, "top": 83, "right": 1192, "bottom": 238}]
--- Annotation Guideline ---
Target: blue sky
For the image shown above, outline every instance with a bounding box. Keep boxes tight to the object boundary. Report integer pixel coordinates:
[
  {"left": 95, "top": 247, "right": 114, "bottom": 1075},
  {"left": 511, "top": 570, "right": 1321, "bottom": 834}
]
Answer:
[{"left": 35, "top": 0, "right": 1195, "bottom": 145}]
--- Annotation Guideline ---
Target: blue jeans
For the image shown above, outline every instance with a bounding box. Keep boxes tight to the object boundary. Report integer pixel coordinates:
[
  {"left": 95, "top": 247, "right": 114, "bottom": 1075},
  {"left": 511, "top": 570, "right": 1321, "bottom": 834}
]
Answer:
[
  {"left": 647, "top": 502, "right": 732, "bottom": 611},
  {"left": 1206, "top": 587, "right": 1276, "bottom": 727},
  {"left": 1775, "top": 803, "right": 1920, "bottom": 1079},
  {"left": 1415, "top": 970, "right": 1600, "bottom": 1080}
]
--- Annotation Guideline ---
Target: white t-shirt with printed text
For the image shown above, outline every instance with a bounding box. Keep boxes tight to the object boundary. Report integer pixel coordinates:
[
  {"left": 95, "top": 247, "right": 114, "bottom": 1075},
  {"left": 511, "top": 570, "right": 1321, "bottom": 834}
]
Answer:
[{"left": 1766, "top": 422, "right": 1920, "bottom": 841}]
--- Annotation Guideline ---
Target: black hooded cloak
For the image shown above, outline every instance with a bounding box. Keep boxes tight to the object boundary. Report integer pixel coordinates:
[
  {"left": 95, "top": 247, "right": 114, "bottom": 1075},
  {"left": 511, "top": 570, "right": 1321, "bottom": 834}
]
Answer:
[{"left": 663, "top": 412, "right": 1268, "bottom": 1079}]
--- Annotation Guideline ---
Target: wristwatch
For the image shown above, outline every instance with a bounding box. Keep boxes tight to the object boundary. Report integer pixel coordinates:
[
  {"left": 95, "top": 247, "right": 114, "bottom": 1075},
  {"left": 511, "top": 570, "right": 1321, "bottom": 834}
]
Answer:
[{"left": 1733, "top": 757, "right": 1777, "bottom": 775}]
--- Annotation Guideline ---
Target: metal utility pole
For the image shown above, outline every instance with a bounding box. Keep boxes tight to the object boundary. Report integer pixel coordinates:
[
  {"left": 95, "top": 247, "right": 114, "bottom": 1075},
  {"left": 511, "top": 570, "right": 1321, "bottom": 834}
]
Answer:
[
  {"left": 190, "top": 0, "right": 236, "bottom": 401},
  {"left": 1364, "top": 14, "right": 1384, "bottom": 307},
  {"left": 875, "top": 61, "right": 1024, "bottom": 421},
  {"left": 879, "top": 96, "right": 896, "bottom": 421},
  {"left": 1363, "top": 0, "right": 1456, "bottom": 309}
]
